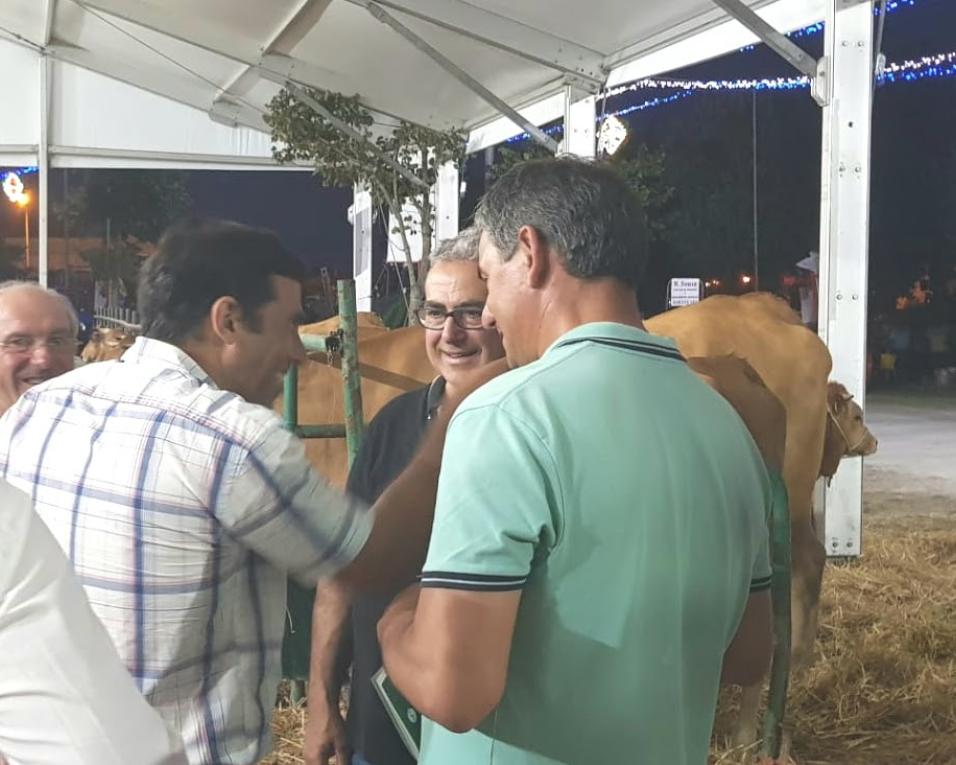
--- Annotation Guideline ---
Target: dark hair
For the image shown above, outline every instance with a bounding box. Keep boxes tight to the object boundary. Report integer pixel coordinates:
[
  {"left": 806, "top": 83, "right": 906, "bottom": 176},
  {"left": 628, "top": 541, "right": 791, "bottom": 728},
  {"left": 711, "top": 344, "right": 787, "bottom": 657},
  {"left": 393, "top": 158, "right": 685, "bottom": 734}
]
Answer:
[
  {"left": 474, "top": 157, "right": 649, "bottom": 290},
  {"left": 138, "top": 219, "right": 305, "bottom": 344}
]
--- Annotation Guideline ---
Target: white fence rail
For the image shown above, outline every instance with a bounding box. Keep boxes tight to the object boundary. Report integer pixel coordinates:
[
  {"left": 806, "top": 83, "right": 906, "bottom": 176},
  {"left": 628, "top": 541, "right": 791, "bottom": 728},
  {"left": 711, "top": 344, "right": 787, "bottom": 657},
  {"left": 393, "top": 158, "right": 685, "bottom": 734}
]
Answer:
[{"left": 94, "top": 307, "right": 141, "bottom": 331}]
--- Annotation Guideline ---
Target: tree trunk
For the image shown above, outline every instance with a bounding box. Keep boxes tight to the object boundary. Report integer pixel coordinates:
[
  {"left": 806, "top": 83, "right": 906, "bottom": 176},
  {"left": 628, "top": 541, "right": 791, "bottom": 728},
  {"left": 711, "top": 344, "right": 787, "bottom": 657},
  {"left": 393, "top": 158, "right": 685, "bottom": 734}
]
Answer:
[{"left": 417, "top": 192, "right": 433, "bottom": 304}]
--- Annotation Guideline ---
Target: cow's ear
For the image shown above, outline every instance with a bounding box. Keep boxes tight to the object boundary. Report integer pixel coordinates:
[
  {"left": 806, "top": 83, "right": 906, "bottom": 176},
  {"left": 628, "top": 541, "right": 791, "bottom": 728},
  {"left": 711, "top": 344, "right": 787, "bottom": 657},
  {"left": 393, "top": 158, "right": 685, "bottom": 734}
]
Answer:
[{"left": 827, "top": 382, "right": 849, "bottom": 414}]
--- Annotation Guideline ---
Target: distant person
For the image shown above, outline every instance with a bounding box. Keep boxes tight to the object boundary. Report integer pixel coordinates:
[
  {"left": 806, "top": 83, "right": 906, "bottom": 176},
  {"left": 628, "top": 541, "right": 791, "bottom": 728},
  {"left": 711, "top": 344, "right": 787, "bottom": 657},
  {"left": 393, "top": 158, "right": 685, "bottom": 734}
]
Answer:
[
  {"left": 304, "top": 228, "right": 504, "bottom": 765},
  {"left": 0, "top": 281, "right": 76, "bottom": 415},
  {"left": 378, "top": 159, "right": 773, "bottom": 764}
]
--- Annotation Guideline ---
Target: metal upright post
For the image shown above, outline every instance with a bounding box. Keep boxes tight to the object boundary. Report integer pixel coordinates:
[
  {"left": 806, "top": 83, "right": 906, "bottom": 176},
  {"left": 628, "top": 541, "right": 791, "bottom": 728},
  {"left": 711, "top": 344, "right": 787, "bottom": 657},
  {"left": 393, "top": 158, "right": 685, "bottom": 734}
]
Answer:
[
  {"left": 762, "top": 480, "right": 793, "bottom": 758},
  {"left": 817, "top": 0, "right": 874, "bottom": 558},
  {"left": 338, "top": 279, "right": 366, "bottom": 464},
  {"left": 282, "top": 363, "right": 299, "bottom": 432}
]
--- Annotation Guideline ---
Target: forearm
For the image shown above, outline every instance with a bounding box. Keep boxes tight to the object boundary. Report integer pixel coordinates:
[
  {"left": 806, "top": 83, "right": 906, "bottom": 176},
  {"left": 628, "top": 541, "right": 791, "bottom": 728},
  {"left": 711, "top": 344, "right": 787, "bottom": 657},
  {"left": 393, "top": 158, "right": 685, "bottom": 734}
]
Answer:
[
  {"left": 378, "top": 587, "right": 519, "bottom": 733},
  {"left": 307, "top": 581, "right": 353, "bottom": 708},
  {"left": 378, "top": 609, "right": 434, "bottom": 711}
]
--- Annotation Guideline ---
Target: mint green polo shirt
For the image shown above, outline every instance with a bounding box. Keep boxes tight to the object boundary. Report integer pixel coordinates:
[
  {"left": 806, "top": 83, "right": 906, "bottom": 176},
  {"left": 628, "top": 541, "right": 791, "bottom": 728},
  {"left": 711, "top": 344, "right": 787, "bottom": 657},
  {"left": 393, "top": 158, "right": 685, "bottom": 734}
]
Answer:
[{"left": 419, "top": 323, "right": 771, "bottom": 765}]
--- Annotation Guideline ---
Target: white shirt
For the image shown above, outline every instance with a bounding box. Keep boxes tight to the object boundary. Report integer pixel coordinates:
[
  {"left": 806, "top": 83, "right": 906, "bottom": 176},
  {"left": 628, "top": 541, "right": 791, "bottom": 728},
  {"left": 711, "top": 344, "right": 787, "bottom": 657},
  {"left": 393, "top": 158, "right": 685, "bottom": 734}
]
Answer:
[
  {"left": 0, "top": 479, "right": 187, "bottom": 765},
  {"left": 0, "top": 338, "right": 373, "bottom": 764}
]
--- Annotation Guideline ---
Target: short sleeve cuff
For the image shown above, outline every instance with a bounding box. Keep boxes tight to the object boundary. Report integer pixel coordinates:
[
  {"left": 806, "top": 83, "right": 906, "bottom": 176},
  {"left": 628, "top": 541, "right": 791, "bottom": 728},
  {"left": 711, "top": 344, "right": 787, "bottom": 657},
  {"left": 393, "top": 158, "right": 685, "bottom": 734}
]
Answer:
[
  {"left": 749, "top": 574, "right": 772, "bottom": 593},
  {"left": 419, "top": 570, "right": 528, "bottom": 592}
]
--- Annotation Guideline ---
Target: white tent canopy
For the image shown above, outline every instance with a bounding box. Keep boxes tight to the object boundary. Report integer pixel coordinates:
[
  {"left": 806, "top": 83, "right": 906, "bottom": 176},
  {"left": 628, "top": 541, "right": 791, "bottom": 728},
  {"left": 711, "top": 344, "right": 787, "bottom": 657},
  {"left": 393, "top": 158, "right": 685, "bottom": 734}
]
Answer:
[
  {"left": 0, "top": 0, "right": 875, "bottom": 556},
  {"left": 2, "top": 0, "right": 827, "bottom": 165}
]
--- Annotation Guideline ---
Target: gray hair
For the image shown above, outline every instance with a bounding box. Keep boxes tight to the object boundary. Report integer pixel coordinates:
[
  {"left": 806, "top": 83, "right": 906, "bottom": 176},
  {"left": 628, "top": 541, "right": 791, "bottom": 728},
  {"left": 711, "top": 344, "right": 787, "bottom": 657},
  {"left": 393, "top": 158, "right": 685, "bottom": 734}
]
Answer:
[
  {"left": 474, "top": 157, "right": 649, "bottom": 290},
  {"left": 0, "top": 281, "right": 79, "bottom": 337},
  {"left": 429, "top": 226, "right": 480, "bottom": 265}
]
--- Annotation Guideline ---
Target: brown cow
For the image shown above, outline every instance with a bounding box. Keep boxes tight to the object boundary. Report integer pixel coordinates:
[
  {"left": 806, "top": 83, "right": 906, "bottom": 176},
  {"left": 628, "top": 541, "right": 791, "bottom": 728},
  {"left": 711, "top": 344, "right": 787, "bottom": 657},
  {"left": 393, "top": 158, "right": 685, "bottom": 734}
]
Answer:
[
  {"left": 647, "top": 293, "right": 881, "bottom": 753},
  {"left": 299, "top": 311, "right": 389, "bottom": 345},
  {"left": 284, "top": 326, "right": 434, "bottom": 489},
  {"left": 80, "top": 327, "right": 137, "bottom": 363},
  {"left": 646, "top": 292, "right": 832, "bottom": 672}
]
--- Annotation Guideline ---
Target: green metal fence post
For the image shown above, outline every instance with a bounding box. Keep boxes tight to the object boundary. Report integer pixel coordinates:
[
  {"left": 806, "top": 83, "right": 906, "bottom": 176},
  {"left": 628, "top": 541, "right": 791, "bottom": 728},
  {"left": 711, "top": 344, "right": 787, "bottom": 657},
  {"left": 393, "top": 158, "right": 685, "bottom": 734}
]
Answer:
[
  {"left": 281, "top": 283, "right": 366, "bottom": 704},
  {"left": 761, "top": 477, "right": 793, "bottom": 758},
  {"left": 337, "top": 279, "right": 366, "bottom": 464},
  {"left": 281, "top": 363, "right": 307, "bottom": 702},
  {"left": 282, "top": 363, "right": 299, "bottom": 432}
]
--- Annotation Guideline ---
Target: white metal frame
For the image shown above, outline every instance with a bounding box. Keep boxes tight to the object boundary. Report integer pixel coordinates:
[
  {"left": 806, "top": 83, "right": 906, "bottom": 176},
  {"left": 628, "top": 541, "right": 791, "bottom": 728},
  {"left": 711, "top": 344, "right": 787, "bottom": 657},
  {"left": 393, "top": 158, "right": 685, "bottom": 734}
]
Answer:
[
  {"left": 562, "top": 87, "right": 597, "bottom": 159},
  {"left": 355, "top": 0, "right": 561, "bottom": 152},
  {"left": 816, "top": 0, "right": 874, "bottom": 557},
  {"left": 692, "top": 0, "right": 873, "bottom": 558},
  {"left": 349, "top": 185, "right": 374, "bottom": 312},
  {"left": 342, "top": 0, "right": 607, "bottom": 85}
]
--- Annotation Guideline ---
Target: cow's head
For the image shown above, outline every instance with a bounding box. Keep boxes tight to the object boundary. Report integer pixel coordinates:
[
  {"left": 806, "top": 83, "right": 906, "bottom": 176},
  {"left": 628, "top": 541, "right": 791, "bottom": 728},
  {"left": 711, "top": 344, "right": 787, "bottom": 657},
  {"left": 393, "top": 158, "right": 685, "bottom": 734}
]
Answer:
[
  {"left": 80, "top": 329, "right": 103, "bottom": 363},
  {"left": 80, "top": 327, "right": 135, "bottom": 363},
  {"left": 820, "top": 381, "right": 878, "bottom": 478}
]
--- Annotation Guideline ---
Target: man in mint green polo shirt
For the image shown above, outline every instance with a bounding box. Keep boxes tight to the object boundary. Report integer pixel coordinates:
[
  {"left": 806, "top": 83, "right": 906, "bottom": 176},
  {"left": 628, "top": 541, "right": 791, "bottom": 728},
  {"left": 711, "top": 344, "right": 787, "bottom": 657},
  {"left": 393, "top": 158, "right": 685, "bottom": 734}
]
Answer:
[{"left": 378, "top": 158, "right": 773, "bottom": 764}]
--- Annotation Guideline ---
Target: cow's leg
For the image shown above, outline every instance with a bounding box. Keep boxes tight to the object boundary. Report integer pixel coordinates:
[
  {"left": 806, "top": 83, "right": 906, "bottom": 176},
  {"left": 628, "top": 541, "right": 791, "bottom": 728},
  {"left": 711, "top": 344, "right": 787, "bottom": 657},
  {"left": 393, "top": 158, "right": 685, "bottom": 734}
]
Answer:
[
  {"left": 733, "top": 681, "right": 763, "bottom": 749},
  {"left": 790, "top": 520, "right": 826, "bottom": 667}
]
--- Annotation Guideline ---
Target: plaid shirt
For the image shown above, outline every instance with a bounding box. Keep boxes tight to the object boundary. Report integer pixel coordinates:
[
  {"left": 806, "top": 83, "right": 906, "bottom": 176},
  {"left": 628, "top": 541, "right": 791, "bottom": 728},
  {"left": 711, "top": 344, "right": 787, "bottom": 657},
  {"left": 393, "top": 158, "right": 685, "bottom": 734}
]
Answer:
[{"left": 0, "top": 338, "right": 372, "bottom": 765}]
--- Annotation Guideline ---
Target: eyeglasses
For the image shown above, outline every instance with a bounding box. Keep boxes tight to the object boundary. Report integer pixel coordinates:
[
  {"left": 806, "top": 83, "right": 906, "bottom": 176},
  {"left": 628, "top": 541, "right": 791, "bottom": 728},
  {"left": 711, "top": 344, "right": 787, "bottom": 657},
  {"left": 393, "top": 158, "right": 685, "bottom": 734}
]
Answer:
[
  {"left": 0, "top": 334, "right": 76, "bottom": 356},
  {"left": 413, "top": 304, "right": 486, "bottom": 331}
]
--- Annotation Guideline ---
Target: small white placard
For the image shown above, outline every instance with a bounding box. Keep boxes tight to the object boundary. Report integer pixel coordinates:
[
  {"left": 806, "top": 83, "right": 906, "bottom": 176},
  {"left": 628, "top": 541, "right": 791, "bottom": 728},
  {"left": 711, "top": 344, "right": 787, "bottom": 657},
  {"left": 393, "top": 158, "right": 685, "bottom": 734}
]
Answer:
[{"left": 667, "top": 278, "right": 701, "bottom": 307}]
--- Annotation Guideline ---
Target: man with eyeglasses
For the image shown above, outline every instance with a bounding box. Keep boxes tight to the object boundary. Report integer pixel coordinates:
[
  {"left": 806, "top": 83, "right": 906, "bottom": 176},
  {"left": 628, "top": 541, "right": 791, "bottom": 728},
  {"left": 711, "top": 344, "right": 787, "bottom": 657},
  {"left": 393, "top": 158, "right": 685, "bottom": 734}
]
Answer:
[
  {"left": 304, "top": 227, "right": 504, "bottom": 765},
  {"left": 0, "top": 281, "right": 77, "bottom": 416}
]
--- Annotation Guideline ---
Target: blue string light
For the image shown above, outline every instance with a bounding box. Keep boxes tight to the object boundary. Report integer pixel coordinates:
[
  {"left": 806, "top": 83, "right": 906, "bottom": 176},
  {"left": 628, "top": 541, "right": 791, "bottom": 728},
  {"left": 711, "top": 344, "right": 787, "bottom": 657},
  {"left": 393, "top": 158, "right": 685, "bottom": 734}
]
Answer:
[
  {"left": 741, "top": 0, "right": 918, "bottom": 50},
  {"left": 505, "top": 48, "right": 956, "bottom": 145},
  {"left": 612, "top": 91, "right": 695, "bottom": 117},
  {"left": 601, "top": 50, "right": 956, "bottom": 100}
]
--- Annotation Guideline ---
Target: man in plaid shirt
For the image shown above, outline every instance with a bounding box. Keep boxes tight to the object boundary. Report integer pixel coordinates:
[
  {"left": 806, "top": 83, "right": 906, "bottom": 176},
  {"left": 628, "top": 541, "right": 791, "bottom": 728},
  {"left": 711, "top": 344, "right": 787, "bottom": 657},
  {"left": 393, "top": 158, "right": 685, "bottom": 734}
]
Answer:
[{"left": 0, "top": 220, "right": 475, "bottom": 765}]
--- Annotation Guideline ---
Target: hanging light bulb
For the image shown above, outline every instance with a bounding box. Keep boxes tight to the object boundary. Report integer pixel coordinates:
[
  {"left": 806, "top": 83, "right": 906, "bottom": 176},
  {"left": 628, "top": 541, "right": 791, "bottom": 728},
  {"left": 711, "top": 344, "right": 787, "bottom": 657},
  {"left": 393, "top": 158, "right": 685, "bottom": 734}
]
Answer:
[{"left": 597, "top": 115, "right": 628, "bottom": 156}]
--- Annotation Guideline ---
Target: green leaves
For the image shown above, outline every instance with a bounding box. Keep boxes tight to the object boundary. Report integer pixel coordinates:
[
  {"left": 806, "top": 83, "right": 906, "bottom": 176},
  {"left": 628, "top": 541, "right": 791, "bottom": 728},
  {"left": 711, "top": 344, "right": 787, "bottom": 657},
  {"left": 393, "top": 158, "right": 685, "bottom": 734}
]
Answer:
[{"left": 265, "top": 87, "right": 466, "bottom": 213}]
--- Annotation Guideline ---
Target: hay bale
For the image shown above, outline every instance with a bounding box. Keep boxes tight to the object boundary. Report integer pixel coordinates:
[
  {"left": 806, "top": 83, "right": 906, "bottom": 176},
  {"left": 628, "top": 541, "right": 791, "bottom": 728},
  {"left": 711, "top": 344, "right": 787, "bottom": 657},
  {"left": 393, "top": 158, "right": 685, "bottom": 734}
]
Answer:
[
  {"left": 261, "top": 520, "right": 956, "bottom": 765},
  {"left": 713, "top": 518, "right": 956, "bottom": 764}
]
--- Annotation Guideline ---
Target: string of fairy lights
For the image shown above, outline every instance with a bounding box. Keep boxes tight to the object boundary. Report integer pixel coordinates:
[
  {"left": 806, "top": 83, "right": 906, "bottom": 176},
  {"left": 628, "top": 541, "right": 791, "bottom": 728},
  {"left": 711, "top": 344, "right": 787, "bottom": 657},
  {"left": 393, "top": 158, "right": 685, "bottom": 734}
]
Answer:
[
  {"left": 505, "top": 45, "right": 956, "bottom": 146},
  {"left": 506, "top": 0, "right": 950, "bottom": 146},
  {"left": 602, "top": 50, "right": 956, "bottom": 98}
]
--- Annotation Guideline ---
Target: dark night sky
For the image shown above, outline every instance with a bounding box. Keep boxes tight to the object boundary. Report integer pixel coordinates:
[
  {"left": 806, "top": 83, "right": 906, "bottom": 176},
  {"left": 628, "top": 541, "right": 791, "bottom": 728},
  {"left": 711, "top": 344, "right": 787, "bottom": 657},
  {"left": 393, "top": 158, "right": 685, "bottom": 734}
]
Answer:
[
  {"left": 184, "top": 170, "right": 353, "bottom": 274},
  {"left": 1, "top": 0, "right": 953, "bottom": 296}
]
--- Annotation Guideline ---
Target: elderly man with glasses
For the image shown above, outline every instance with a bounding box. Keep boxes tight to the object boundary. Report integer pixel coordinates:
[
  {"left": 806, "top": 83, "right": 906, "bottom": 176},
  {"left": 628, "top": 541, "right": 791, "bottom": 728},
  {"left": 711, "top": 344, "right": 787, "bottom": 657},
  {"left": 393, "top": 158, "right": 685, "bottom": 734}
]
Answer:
[
  {"left": 304, "top": 227, "right": 504, "bottom": 765},
  {"left": 0, "top": 281, "right": 78, "bottom": 416}
]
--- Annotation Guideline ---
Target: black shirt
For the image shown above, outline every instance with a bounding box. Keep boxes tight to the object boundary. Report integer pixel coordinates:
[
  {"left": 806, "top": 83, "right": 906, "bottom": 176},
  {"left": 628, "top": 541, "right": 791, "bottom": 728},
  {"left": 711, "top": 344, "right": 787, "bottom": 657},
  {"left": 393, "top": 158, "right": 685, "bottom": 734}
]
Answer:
[{"left": 346, "top": 378, "right": 443, "bottom": 765}]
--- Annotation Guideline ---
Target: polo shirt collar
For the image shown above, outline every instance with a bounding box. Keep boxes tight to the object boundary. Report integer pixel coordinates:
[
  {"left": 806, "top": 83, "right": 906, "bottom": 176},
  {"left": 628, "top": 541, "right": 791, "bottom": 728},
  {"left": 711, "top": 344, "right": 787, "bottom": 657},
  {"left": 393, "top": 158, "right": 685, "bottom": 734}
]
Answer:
[{"left": 545, "top": 322, "right": 682, "bottom": 359}]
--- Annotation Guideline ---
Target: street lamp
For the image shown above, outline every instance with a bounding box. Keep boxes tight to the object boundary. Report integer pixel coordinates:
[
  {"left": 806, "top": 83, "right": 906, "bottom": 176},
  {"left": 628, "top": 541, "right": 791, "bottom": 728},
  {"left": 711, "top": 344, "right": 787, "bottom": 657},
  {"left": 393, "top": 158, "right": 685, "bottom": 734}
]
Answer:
[{"left": 17, "top": 192, "right": 30, "bottom": 270}]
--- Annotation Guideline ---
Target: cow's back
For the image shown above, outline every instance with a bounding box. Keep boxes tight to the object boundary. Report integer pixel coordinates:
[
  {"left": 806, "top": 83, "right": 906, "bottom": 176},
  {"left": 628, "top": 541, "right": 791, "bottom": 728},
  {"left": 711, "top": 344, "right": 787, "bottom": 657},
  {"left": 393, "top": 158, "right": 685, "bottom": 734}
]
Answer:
[
  {"left": 687, "top": 355, "right": 786, "bottom": 474},
  {"left": 647, "top": 293, "right": 830, "bottom": 522}
]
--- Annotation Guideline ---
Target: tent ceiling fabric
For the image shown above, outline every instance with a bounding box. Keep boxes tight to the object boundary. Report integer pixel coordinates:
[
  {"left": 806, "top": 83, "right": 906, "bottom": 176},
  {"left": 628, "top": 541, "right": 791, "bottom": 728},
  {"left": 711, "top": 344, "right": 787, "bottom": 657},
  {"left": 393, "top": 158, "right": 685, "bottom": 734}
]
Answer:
[{"left": 1, "top": 0, "right": 824, "bottom": 150}]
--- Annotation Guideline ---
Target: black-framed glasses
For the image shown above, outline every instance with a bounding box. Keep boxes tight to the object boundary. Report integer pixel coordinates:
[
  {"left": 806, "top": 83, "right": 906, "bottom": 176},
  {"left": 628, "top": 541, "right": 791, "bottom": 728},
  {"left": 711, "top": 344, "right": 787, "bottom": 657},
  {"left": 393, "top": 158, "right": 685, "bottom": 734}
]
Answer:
[{"left": 413, "top": 304, "right": 485, "bottom": 331}]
